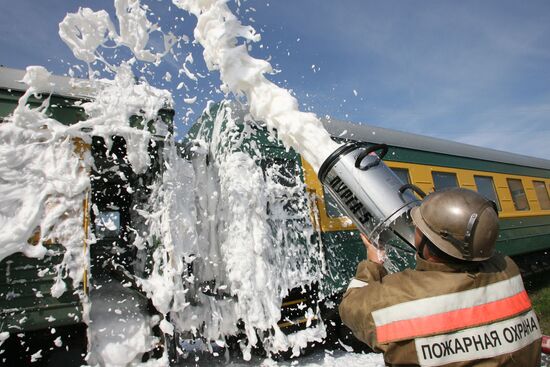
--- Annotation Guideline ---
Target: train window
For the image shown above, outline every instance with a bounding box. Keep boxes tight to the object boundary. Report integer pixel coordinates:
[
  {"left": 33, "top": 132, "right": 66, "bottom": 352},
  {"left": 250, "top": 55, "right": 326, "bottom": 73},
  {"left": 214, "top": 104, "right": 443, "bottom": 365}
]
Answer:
[
  {"left": 94, "top": 211, "right": 121, "bottom": 239},
  {"left": 474, "top": 176, "right": 501, "bottom": 211},
  {"left": 533, "top": 181, "right": 550, "bottom": 210},
  {"left": 391, "top": 167, "right": 411, "bottom": 184},
  {"left": 507, "top": 179, "right": 530, "bottom": 211},
  {"left": 432, "top": 171, "right": 458, "bottom": 191}
]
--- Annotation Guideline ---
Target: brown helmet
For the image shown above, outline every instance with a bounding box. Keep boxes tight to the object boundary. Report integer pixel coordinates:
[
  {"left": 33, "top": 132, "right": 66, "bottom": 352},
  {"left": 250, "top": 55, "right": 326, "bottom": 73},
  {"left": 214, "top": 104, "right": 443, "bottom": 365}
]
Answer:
[{"left": 410, "top": 188, "right": 499, "bottom": 261}]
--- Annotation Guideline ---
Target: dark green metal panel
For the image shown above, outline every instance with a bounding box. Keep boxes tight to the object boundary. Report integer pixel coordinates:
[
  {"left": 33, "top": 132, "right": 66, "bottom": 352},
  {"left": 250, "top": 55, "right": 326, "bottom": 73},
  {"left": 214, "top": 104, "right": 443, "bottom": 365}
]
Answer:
[
  {"left": 497, "top": 216, "right": 550, "bottom": 256},
  {"left": 0, "top": 89, "right": 88, "bottom": 125},
  {"left": 320, "top": 227, "right": 420, "bottom": 293},
  {"left": 0, "top": 89, "right": 86, "bottom": 334},
  {"left": 321, "top": 231, "right": 364, "bottom": 293},
  {"left": 0, "top": 89, "right": 173, "bottom": 135},
  {"left": 0, "top": 248, "right": 83, "bottom": 333},
  {"left": 129, "top": 108, "right": 174, "bottom": 135},
  {"left": 183, "top": 102, "right": 291, "bottom": 157}
]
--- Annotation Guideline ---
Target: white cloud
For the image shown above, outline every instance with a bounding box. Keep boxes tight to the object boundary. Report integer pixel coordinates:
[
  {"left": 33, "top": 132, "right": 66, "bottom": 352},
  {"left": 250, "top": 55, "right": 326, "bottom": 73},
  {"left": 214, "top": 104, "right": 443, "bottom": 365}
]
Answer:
[{"left": 450, "top": 101, "right": 550, "bottom": 158}]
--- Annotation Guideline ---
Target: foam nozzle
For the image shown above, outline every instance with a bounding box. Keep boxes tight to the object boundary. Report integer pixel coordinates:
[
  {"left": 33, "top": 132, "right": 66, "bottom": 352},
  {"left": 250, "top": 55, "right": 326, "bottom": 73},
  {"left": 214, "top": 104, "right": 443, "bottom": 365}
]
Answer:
[{"left": 318, "top": 142, "right": 420, "bottom": 255}]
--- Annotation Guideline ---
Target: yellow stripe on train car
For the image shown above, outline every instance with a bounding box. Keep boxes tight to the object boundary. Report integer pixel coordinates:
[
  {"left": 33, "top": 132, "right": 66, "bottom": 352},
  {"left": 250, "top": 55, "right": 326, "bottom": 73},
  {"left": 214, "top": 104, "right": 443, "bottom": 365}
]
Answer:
[{"left": 301, "top": 156, "right": 550, "bottom": 234}]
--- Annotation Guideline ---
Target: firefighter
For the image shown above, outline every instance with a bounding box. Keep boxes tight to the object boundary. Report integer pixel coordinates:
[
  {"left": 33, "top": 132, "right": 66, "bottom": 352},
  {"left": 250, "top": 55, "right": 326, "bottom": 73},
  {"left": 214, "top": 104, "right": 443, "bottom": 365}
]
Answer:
[{"left": 339, "top": 188, "right": 542, "bottom": 366}]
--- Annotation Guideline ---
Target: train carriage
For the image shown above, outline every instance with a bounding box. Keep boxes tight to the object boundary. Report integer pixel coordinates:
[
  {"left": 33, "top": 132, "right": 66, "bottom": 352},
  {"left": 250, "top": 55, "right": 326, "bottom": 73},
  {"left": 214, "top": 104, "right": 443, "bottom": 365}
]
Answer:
[
  {"left": 0, "top": 67, "right": 91, "bottom": 338},
  {"left": 0, "top": 66, "right": 173, "bottom": 364},
  {"left": 317, "top": 118, "right": 550, "bottom": 275},
  {"left": 185, "top": 101, "right": 550, "bottom": 335}
]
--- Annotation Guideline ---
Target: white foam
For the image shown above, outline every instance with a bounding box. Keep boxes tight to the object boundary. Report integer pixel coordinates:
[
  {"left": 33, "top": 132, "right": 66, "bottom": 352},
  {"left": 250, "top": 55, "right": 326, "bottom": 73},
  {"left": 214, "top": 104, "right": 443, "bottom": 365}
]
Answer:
[
  {"left": 86, "top": 281, "right": 160, "bottom": 366},
  {"left": 30, "top": 349, "right": 42, "bottom": 363},
  {"left": 1, "top": 63, "right": 173, "bottom": 367},
  {"left": 2, "top": 0, "right": 352, "bottom": 364},
  {"left": 59, "top": 8, "right": 116, "bottom": 64},
  {"left": 0, "top": 332, "right": 9, "bottom": 347},
  {"left": 0, "top": 66, "right": 91, "bottom": 303},
  {"left": 59, "top": 0, "right": 175, "bottom": 66},
  {"left": 167, "top": 104, "right": 325, "bottom": 359},
  {"left": 173, "top": 0, "right": 341, "bottom": 172}
]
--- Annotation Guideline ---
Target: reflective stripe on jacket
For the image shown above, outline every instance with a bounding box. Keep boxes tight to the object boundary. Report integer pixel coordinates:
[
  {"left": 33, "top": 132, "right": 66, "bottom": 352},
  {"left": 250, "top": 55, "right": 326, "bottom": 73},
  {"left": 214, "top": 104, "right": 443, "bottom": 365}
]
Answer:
[{"left": 338, "top": 253, "right": 542, "bottom": 366}]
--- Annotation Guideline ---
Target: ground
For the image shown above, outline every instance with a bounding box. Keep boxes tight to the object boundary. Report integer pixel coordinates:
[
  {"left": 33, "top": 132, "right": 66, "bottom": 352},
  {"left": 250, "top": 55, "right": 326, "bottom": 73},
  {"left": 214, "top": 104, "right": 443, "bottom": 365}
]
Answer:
[
  {"left": 2, "top": 272, "right": 548, "bottom": 366},
  {"left": 525, "top": 272, "right": 550, "bottom": 334}
]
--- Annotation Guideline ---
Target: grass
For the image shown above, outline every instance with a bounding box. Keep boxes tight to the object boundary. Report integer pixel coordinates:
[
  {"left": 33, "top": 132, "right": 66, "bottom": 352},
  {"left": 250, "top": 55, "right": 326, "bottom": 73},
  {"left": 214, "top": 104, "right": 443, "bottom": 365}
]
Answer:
[{"left": 525, "top": 274, "right": 550, "bottom": 335}]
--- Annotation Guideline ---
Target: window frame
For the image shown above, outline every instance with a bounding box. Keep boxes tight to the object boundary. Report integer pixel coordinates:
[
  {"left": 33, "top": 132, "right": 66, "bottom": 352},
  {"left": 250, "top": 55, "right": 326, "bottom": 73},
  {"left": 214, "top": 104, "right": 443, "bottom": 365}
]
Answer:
[
  {"left": 474, "top": 175, "right": 501, "bottom": 211},
  {"left": 391, "top": 167, "right": 411, "bottom": 185},
  {"left": 533, "top": 180, "right": 550, "bottom": 210},
  {"left": 507, "top": 178, "right": 530, "bottom": 211},
  {"left": 432, "top": 171, "right": 459, "bottom": 191}
]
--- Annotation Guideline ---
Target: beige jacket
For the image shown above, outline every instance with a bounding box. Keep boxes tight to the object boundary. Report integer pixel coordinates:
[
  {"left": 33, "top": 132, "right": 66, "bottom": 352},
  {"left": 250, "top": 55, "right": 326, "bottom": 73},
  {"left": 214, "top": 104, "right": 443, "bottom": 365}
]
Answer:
[{"left": 339, "top": 253, "right": 542, "bottom": 366}]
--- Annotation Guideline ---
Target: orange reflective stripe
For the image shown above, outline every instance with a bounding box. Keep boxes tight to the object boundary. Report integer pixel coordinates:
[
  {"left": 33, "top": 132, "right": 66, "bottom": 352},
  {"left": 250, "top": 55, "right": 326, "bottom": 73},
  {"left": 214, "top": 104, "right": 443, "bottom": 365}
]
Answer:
[
  {"left": 372, "top": 275, "right": 526, "bottom": 327},
  {"left": 376, "top": 290, "right": 532, "bottom": 343}
]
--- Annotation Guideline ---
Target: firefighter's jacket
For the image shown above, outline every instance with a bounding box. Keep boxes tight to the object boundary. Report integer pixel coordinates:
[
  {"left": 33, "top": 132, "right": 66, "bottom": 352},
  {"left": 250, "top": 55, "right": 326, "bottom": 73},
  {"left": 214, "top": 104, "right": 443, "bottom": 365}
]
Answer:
[{"left": 339, "top": 253, "right": 542, "bottom": 366}]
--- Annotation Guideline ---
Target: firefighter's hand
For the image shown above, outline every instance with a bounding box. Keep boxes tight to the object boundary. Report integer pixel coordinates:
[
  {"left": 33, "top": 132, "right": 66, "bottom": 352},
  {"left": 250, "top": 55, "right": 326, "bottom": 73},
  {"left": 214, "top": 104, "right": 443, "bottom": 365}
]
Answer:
[{"left": 361, "top": 233, "right": 385, "bottom": 264}]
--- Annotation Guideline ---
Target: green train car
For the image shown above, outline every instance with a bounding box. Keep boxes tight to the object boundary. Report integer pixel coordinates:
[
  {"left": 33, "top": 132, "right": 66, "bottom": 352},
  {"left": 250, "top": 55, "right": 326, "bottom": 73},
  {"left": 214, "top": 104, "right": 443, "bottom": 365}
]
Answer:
[
  {"left": 185, "top": 101, "right": 550, "bottom": 333},
  {"left": 0, "top": 66, "right": 173, "bottom": 363},
  {"left": 0, "top": 67, "right": 89, "bottom": 339},
  {"left": 319, "top": 116, "right": 550, "bottom": 274}
]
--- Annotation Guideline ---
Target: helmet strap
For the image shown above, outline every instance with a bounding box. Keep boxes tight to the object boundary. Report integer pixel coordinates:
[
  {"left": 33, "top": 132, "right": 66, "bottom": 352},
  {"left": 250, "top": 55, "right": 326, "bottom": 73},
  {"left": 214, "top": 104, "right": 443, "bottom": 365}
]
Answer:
[{"left": 417, "top": 234, "right": 429, "bottom": 259}]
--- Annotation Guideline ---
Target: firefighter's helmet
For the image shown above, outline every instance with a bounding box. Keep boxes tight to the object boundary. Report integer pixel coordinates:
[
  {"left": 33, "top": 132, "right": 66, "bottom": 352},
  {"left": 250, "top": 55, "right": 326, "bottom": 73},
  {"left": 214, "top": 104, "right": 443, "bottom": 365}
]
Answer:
[{"left": 410, "top": 188, "right": 499, "bottom": 261}]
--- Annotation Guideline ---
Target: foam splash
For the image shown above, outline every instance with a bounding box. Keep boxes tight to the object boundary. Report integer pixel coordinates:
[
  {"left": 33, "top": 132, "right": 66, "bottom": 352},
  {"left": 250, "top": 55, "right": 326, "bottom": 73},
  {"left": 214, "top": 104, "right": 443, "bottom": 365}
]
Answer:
[
  {"left": 68, "top": 63, "right": 172, "bottom": 173},
  {"left": 172, "top": 0, "right": 341, "bottom": 172},
  {"left": 137, "top": 142, "right": 198, "bottom": 317},
  {"left": 87, "top": 281, "right": 164, "bottom": 366},
  {"left": 173, "top": 103, "right": 326, "bottom": 359},
  {"left": 0, "top": 66, "right": 91, "bottom": 296},
  {"left": 1, "top": 65, "right": 172, "bottom": 367},
  {"left": 4, "top": 0, "right": 347, "bottom": 364},
  {"left": 59, "top": 0, "right": 175, "bottom": 66}
]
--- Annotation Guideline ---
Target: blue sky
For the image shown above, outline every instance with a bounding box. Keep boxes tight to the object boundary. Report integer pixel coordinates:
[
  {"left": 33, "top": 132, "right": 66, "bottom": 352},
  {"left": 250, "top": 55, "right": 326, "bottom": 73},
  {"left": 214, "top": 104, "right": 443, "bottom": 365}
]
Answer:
[{"left": 1, "top": 0, "right": 549, "bottom": 159}]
